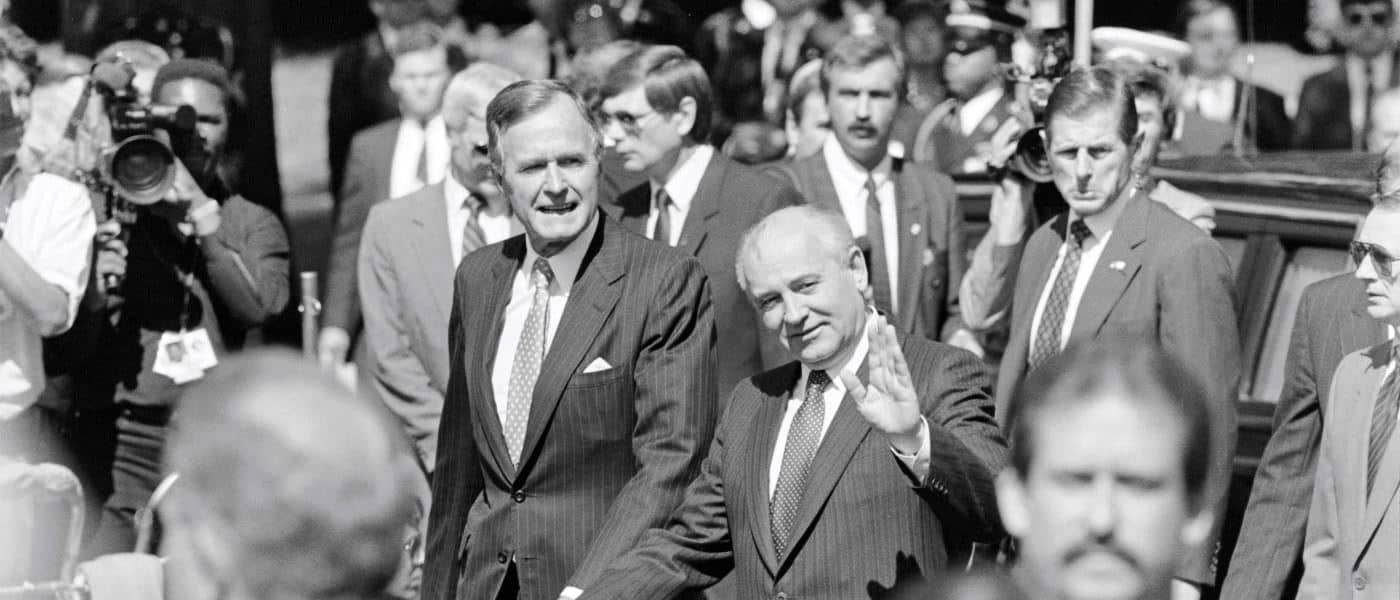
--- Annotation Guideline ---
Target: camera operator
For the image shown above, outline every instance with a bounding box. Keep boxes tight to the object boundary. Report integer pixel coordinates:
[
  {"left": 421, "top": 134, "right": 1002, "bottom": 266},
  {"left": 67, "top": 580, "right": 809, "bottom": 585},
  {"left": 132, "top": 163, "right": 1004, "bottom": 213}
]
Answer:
[{"left": 86, "top": 58, "right": 290, "bottom": 556}]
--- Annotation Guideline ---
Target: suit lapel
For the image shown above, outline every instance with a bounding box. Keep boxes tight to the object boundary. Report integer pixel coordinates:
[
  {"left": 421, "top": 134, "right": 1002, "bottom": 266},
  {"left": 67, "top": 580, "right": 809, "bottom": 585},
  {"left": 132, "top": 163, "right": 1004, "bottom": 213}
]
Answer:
[
  {"left": 676, "top": 154, "right": 726, "bottom": 256},
  {"left": 409, "top": 184, "right": 454, "bottom": 326},
  {"left": 1360, "top": 344, "right": 1400, "bottom": 552},
  {"left": 801, "top": 154, "right": 843, "bottom": 213},
  {"left": 474, "top": 238, "right": 524, "bottom": 479},
  {"left": 515, "top": 216, "right": 624, "bottom": 479},
  {"left": 893, "top": 168, "right": 925, "bottom": 335},
  {"left": 747, "top": 364, "right": 800, "bottom": 576},
  {"left": 1012, "top": 215, "right": 1066, "bottom": 349},
  {"left": 1069, "top": 192, "right": 1149, "bottom": 341}
]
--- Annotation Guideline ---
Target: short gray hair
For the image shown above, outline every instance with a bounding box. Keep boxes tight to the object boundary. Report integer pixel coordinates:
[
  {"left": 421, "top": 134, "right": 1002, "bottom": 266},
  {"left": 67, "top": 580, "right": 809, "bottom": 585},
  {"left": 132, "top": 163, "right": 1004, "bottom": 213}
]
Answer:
[
  {"left": 735, "top": 205, "right": 859, "bottom": 293},
  {"left": 485, "top": 79, "right": 602, "bottom": 173},
  {"left": 1378, "top": 138, "right": 1400, "bottom": 206},
  {"left": 442, "top": 62, "right": 522, "bottom": 132}
]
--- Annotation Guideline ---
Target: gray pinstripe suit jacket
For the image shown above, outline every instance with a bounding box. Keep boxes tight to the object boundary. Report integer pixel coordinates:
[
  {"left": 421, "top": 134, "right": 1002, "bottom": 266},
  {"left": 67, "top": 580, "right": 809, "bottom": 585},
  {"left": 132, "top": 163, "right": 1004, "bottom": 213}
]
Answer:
[
  {"left": 578, "top": 335, "right": 1008, "bottom": 600},
  {"left": 421, "top": 214, "right": 718, "bottom": 600},
  {"left": 1222, "top": 273, "right": 1385, "bottom": 600}
]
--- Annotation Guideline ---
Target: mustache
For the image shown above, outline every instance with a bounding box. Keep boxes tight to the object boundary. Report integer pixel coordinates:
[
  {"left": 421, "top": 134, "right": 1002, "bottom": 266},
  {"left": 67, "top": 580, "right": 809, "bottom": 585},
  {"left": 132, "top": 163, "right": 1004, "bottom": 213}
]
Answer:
[{"left": 1063, "top": 541, "right": 1141, "bottom": 572}]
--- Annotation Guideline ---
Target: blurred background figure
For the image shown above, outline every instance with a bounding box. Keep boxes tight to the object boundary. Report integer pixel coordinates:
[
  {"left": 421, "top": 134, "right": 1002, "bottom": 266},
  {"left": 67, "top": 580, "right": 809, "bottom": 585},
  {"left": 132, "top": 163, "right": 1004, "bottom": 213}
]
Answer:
[
  {"left": 1368, "top": 86, "right": 1400, "bottom": 151},
  {"left": 161, "top": 350, "right": 419, "bottom": 600},
  {"left": 895, "top": 0, "right": 948, "bottom": 114},
  {"left": 1176, "top": 0, "right": 1293, "bottom": 155},
  {"left": 92, "top": 40, "right": 168, "bottom": 104},
  {"left": 1295, "top": 0, "right": 1399, "bottom": 151},
  {"left": 783, "top": 58, "right": 829, "bottom": 160}
]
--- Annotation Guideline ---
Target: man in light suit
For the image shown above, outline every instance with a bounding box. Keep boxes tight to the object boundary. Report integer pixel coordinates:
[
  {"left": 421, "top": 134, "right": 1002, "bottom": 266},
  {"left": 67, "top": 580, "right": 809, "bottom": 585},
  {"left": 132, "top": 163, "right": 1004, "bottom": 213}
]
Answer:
[
  {"left": 995, "top": 66, "right": 1240, "bottom": 598},
  {"left": 1300, "top": 145, "right": 1400, "bottom": 600},
  {"left": 576, "top": 206, "right": 1007, "bottom": 599},
  {"left": 358, "top": 62, "right": 522, "bottom": 473},
  {"left": 320, "top": 22, "right": 453, "bottom": 371},
  {"left": 598, "top": 45, "right": 802, "bottom": 398},
  {"left": 772, "top": 34, "right": 973, "bottom": 353},
  {"left": 420, "top": 80, "right": 717, "bottom": 600},
  {"left": 1222, "top": 273, "right": 1386, "bottom": 600},
  {"left": 1294, "top": 0, "right": 1399, "bottom": 151}
]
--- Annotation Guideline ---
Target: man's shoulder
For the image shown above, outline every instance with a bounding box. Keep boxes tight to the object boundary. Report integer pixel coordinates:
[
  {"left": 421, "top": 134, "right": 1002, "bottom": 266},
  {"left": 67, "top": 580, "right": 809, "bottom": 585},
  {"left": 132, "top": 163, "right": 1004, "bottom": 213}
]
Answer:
[
  {"left": 898, "top": 162, "right": 957, "bottom": 198},
  {"left": 899, "top": 335, "right": 983, "bottom": 379},
  {"left": 1142, "top": 198, "right": 1216, "bottom": 248}
]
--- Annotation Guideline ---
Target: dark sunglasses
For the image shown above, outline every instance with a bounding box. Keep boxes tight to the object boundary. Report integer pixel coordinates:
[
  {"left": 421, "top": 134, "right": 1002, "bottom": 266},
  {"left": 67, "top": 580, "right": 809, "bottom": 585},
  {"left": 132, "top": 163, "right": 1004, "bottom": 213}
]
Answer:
[
  {"left": 947, "top": 33, "right": 994, "bottom": 56},
  {"left": 1350, "top": 241, "right": 1400, "bottom": 278},
  {"left": 1345, "top": 10, "right": 1394, "bottom": 26}
]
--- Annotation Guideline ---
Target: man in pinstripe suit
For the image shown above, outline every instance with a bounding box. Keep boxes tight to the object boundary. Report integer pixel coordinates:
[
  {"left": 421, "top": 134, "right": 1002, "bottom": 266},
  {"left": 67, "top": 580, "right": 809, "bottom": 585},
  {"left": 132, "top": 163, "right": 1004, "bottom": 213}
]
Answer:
[
  {"left": 577, "top": 206, "right": 1007, "bottom": 600},
  {"left": 420, "top": 80, "right": 717, "bottom": 600},
  {"left": 1222, "top": 273, "right": 1385, "bottom": 600}
]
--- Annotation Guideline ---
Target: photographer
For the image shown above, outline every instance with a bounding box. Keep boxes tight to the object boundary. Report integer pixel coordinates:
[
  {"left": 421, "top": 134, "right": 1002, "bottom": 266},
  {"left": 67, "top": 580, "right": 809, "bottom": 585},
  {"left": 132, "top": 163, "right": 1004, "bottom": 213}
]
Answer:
[{"left": 86, "top": 58, "right": 290, "bottom": 555}]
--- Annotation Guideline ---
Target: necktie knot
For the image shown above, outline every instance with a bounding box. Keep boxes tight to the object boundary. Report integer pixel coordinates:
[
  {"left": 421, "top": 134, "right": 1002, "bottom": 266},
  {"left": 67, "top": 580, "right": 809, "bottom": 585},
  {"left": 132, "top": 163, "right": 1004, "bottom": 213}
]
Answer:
[
  {"left": 1069, "top": 220, "right": 1092, "bottom": 247},
  {"left": 654, "top": 188, "right": 672, "bottom": 212},
  {"left": 807, "top": 369, "right": 831, "bottom": 394},
  {"left": 863, "top": 175, "right": 880, "bottom": 203},
  {"left": 531, "top": 257, "right": 555, "bottom": 289}
]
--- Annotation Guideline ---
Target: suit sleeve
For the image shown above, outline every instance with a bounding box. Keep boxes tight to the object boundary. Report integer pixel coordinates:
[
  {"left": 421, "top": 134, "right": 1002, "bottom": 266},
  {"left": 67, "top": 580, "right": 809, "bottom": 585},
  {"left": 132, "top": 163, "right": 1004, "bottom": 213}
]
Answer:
[
  {"left": 579, "top": 389, "right": 745, "bottom": 599},
  {"left": 421, "top": 281, "right": 487, "bottom": 600},
  {"left": 757, "top": 179, "right": 804, "bottom": 369},
  {"left": 958, "top": 229, "right": 1023, "bottom": 333},
  {"left": 566, "top": 256, "right": 719, "bottom": 590},
  {"left": 200, "top": 199, "right": 291, "bottom": 328},
  {"left": 1298, "top": 368, "right": 1343, "bottom": 600},
  {"left": 1220, "top": 287, "right": 1321, "bottom": 600},
  {"left": 1159, "top": 235, "right": 1241, "bottom": 585},
  {"left": 324, "top": 138, "right": 373, "bottom": 334},
  {"left": 918, "top": 345, "right": 1007, "bottom": 543},
  {"left": 358, "top": 205, "right": 445, "bottom": 469}
]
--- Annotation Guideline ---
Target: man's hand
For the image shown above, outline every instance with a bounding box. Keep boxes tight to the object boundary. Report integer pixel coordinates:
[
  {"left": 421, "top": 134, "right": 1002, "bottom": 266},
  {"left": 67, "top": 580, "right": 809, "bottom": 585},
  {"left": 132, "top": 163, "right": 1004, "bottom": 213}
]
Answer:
[
  {"left": 318, "top": 326, "right": 351, "bottom": 368},
  {"left": 1171, "top": 579, "right": 1202, "bottom": 600},
  {"left": 148, "top": 159, "right": 220, "bottom": 237},
  {"left": 988, "top": 174, "right": 1034, "bottom": 246},
  {"left": 94, "top": 227, "right": 127, "bottom": 297},
  {"left": 841, "top": 315, "right": 922, "bottom": 453}
]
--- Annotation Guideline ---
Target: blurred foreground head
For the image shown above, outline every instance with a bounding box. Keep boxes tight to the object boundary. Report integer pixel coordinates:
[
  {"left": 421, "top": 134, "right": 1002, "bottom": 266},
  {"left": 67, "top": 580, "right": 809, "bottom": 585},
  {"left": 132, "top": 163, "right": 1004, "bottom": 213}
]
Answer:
[
  {"left": 998, "top": 336, "right": 1214, "bottom": 600},
  {"left": 162, "top": 351, "right": 418, "bottom": 600}
]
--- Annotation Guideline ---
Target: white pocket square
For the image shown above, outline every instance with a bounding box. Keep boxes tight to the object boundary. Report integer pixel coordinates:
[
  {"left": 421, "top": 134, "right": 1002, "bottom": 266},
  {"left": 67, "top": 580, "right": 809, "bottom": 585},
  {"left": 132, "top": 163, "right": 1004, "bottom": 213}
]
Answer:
[{"left": 583, "top": 357, "right": 613, "bottom": 373}]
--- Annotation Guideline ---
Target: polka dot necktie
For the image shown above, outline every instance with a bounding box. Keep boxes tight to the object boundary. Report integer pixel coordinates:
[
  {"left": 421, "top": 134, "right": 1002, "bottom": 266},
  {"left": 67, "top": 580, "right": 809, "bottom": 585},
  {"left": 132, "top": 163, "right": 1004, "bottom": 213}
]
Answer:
[
  {"left": 771, "top": 369, "right": 830, "bottom": 560},
  {"left": 1029, "top": 220, "right": 1092, "bottom": 372},
  {"left": 503, "top": 258, "right": 554, "bottom": 467}
]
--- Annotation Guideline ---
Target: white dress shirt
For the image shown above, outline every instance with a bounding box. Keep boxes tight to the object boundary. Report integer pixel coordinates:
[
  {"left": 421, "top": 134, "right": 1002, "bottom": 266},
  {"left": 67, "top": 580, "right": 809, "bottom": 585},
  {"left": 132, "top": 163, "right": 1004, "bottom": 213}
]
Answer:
[
  {"left": 645, "top": 145, "right": 713, "bottom": 246},
  {"left": 489, "top": 217, "right": 597, "bottom": 420},
  {"left": 1347, "top": 52, "right": 1395, "bottom": 141},
  {"left": 1028, "top": 218, "right": 1114, "bottom": 353},
  {"left": 822, "top": 137, "right": 900, "bottom": 314},
  {"left": 1185, "top": 76, "right": 1237, "bottom": 123},
  {"left": 389, "top": 115, "right": 449, "bottom": 200},
  {"left": 958, "top": 86, "right": 1005, "bottom": 136},
  {"left": 0, "top": 173, "right": 95, "bottom": 418},
  {"left": 443, "top": 173, "right": 515, "bottom": 268}
]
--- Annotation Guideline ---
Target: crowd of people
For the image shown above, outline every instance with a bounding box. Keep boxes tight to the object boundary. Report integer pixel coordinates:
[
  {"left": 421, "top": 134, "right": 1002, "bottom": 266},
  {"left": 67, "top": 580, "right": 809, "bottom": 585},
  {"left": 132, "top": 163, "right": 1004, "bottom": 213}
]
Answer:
[{"left": 3, "top": 0, "right": 1400, "bottom": 600}]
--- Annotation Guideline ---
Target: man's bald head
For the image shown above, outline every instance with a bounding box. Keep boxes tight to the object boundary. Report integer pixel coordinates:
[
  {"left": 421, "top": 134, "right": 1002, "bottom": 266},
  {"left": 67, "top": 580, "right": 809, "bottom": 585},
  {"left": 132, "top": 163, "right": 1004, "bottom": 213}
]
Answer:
[
  {"left": 164, "top": 351, "right": 418, "bottom": 600},
  {"left": 442, "top": 62, "right": 522, "bottom": 133},
  {"left": 735, "top": 205, "right": 860, "bottom": 293}
]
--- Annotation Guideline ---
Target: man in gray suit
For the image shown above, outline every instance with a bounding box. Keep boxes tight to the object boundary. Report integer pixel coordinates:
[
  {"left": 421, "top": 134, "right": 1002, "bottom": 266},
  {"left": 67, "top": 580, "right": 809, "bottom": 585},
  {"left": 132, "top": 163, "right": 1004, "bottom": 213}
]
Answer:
[
  {"left": 1299, "top": 144, "right": 1400, "bottom": 600},
  {"left": 1222, "top": 273, "right": 1385, "bottom": 600}
]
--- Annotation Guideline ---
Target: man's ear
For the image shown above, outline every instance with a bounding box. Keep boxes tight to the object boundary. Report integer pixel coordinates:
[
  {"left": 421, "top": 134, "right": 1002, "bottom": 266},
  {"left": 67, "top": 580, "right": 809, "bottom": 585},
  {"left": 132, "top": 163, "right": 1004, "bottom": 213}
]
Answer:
[
  {"left": 674, "top": 96, "right": 698, "bottom": 139},
  {"left": 847, "top": 245, "right": 871, "bottom": 300},
  {"left": 995, "top": 469, "right": 1031, "bottom": 539}
]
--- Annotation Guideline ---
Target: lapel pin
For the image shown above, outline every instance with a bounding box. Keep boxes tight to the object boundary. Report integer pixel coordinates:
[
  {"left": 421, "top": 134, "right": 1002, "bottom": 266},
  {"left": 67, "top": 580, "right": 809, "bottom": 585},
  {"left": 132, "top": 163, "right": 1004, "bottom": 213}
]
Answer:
[
  {"left": 1108, "top": 260, "right": 1127, "bottom": 271},
  {"left": 910, "top": 223, "right": 922, "bottom": 236}
]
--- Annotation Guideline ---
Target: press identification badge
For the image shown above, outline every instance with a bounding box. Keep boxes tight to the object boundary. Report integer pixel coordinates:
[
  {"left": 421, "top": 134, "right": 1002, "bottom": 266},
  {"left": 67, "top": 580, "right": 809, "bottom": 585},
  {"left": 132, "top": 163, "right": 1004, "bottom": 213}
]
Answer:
[{"left": 153, "top": 328, "right": 218, "bottom": 384}]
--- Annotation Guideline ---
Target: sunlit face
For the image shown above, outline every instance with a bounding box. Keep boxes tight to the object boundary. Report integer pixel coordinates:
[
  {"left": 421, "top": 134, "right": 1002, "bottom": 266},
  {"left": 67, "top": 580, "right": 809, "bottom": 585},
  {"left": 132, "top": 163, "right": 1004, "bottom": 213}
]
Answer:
[
  {"left": 495, "top": 98, "right": 601, "bottom": 256},
  {"left": 1338, "top": 1, "right": 1395, "bottom": 59},
  {"left": 1046, "top": 105, "right": 1140, "bottom": 219},
  {"left": 1354, "top": 208, "right": 1400, "bottom": 322},
  {"left": 1184, "top": 7, "right": 1238, "bottom": 79},
  {"left": 999, "top": 395, "right": 1208, "bottom": 600},
  {"left": 826, "top": 58, "right": 900, "bottom": 168},
  {"left": 741, "top": 224, "right": 869, "bottom": 372},
  {"left": 944, "top": 43, "right": 998, "bottom": 99},
  {"left": 600, "top": 85, "right": 689, "bottom": 179},
  {"left": 902, "top": 15, "right": 946, "bottom": 69},
  {"left": 156, "top": 78, "right": 228, "bottom": 159},
  {"left": 0, "top": 60, "right": 30, "bottom": 122},
  {"left": 791, "top": 89, "right": 830, "bottom": 159},
  {"left": 447, "top": 109, "right": 498, "bottom": 198},
  {"left": 1131, "top": 94, "right": 1166, "bottom": 175},
  {"left": 389, "top": 47, "right": 451, "bottom": 121}
]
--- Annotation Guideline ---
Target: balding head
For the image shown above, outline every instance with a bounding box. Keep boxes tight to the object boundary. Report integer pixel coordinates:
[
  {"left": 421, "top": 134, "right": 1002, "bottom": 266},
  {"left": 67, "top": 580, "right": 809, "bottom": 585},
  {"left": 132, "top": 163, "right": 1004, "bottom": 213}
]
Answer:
[
  {"left": 442, "top": 62, "right": 522, "bottom": 133},
  {"left": 163, "top": 351, "right": 418, "bottom": 600}
]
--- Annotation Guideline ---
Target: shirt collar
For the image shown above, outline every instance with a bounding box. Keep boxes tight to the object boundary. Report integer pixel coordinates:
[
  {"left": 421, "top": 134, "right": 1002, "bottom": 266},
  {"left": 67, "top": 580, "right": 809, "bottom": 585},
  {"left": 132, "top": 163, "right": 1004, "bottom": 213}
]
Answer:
[
  {"left": 653, "top": 144, "right": 713, "bottom": 213},
  {"left": 522, "top": 212, "right": 598, "bottom": 295},
  {"left": 1347, "top": 52, "right": 1394, "bottom": 86},
  {"left": 444, "top": 170, "right": 471, "bottom": 211},
  {"left": 800, "top": 310, "right": 874, "bottom": 395},
  {"left": 821, "top": 135, "right": 892, "bottom": 190}
]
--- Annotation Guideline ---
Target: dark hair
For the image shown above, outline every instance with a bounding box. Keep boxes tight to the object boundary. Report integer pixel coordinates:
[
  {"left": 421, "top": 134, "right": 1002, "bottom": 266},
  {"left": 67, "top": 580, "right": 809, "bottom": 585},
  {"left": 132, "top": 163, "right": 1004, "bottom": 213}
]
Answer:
[
  {"left": 1103, "top": 57, "right": 1178, "bottom": 133},
  {"left": 152, "top": 58, "right": 236, "bottom": 109},
  {"left": 820, "top": 34, "right": 908, "bottom": 99},
  {"left": 486, "top": 79, "right": 601, "bottom": 172},
  {"left": 1341, "top": 0, "right": 1395, "bottom": 11},
  {"left": 786, "top": 59, "right": 824, "bottom": 123},
  {"left": 389, "top": 20, "right": 448, "bottom": 61},
  {"left": 1006, "top": 336, "right": 1214, "bottom": 510},
  {"left": 601, "top": 45, "right": 713, "bottom": 143},
  {"left": 1176, "top": 0, "right": 1237, "bottom": 36},
  {"left": 1044, "top": 66, "right": 1139, "bottom": 145}
]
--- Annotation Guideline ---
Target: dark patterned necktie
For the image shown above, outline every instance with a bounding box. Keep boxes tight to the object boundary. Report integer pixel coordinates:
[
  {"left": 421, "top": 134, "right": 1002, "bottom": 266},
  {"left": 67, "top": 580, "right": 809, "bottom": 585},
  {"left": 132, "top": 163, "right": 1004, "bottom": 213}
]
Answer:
[
  {"left": 651, "top": 187, "right": 672, "bottom": 246},
  {"left": 1369, "top": 345, "right": 1400, "bottom": 498},
  {"left": 461, "top": 196, "right": 486, "bottom": 260},
  {"left": 1029, "top": 220, "right": 1093, "bottom": 371},
  {"left": 415, "top": 121, "right": 430, "bottom": 185},
  {"left": 864, "top": 175, "right": 893, "bottom": 316},
  {"left": 503, "top": 258, "right": 554, "bottom": 466},
  {"left": 771, "top": 369, "right": 830, "bottom": 560},
  {"left": 1362, "top": 60, "right": 1376, "bottom": 152}
]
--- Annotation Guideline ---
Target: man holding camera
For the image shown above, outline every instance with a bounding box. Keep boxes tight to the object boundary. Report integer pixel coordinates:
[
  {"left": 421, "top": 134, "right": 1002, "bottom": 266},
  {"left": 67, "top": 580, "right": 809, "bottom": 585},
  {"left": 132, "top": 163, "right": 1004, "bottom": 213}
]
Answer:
[{"left": 86, "top": 59, "right": 290, "bottom": 555}]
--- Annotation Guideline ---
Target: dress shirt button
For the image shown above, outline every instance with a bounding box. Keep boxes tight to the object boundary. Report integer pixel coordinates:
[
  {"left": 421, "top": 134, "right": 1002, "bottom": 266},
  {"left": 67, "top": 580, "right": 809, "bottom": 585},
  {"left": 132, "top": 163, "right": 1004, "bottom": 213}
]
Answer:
[
  {"left": 497, "top": 552, "right": 509, "bottom": 564},
  {"left": 512, "top": 490, "right": 526, "bottom": 503},
  {"left": 1353, "top": 573, "right": 1367, "bottom": 590}
]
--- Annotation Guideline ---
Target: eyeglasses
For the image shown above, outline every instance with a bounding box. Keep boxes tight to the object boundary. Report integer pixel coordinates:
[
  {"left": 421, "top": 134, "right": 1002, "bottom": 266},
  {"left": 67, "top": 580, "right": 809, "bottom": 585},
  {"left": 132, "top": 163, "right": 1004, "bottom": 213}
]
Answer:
[
  {"left": 1350, "top": 240, "right": 1400, "bottom": 279},
  {"left": 599, "top": 109, "right": 659, "bottom": 136},
  {"left": 1345, "top": 10, "right": 1394, "bottom": 27}
]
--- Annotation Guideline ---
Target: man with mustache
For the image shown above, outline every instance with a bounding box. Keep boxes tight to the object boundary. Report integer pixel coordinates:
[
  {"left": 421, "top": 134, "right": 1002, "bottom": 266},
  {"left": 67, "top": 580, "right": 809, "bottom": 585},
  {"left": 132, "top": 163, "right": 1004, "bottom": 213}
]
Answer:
[
  {"left": 773, "top": 33, "right": 972, "bottom": 353},
  {"left": 995, "top": 66, "right": 1240, "bottom": 600},
  {"left": 997, "top": 336, "right": 1217, "bottom": 600},
  {"left": 420, "top": 80, "right": 717, "bottom": 600}
]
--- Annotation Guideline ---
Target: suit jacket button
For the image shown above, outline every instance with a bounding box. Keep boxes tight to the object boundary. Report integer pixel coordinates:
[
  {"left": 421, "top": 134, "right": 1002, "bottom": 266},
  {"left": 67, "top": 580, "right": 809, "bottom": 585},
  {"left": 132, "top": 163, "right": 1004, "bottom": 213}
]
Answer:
[
  {"left": 774, "top": 593, "right": 789, "bottom": 600},
  {"left": 497, "top": 552, "right": 509, "bottom": 564},
  {"left": 1353, "top": 573, "right": 1367, "bottom": 590},
  {"left": 512, "top": 490, "right": 526, "bottom": 503}
]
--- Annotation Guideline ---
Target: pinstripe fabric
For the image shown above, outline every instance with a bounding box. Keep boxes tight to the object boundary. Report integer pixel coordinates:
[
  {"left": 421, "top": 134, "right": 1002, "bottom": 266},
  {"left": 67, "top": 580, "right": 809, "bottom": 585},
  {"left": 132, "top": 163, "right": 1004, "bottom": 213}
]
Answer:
[
  {"left": 577, "top": 336, "right": 1009, "bottom": 600},
  {"left": 420, "top": 213, "right": 718, "bottom": 600},
  {"left": 1223, "top": 273, "right": 1385, "bottom": 600}
]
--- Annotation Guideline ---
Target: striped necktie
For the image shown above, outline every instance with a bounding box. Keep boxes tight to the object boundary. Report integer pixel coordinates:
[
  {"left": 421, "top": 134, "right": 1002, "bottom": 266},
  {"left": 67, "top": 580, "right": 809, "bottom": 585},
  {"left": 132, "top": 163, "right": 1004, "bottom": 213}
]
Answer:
[{"left": 1369, "top": 345, "right": 1400, "bottom": 498}]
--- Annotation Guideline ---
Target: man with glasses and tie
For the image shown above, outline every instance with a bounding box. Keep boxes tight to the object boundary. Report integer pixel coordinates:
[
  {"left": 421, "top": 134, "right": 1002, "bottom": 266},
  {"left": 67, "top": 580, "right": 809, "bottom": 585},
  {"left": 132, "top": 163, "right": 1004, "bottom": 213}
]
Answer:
[
  {"left": 1299, "top": 141, "right": 1400, "bottom": 600},
  {"left": 420, "top": 79, "right": 717, "bottom": 600},
  {"left": 774, "top": 34, "right": 972, "bottom": 352},
  {"left": 995, "top": 66, "right": 1240, "bottom": 600},
  {"left": 598, "top": 44, "right": 801, "bottom": 398},
  {"left": 1295, "top": 0, "right": 1400, "bottom": 151}
]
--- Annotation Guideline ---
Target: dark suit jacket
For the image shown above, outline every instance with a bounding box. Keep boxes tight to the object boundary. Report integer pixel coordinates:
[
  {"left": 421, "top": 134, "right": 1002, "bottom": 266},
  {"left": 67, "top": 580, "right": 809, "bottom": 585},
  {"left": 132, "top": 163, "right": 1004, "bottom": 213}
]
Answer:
[
  {"left": 578, "top": 334, "right": 1007, "bottom": 600},
  {"left": 327, "top": 30, "right": 399, "bottom": 202},
  {"left": 996, "top": 192, "right": 1241, "bottom": 584},
  {"left": 421, "top": 214, "right": 718, "bottom": 600},
  {"left": 606, "top": 153, "right": 801, "bottom": 398},
  {"left": 1294, "top": 53, "right": 1400, "bottom": 151},
  {"left": 772, "top": 152, "right": 965, "bottom": 342},
  {"left": 1222, "top": 274, "right": 1385, "bottom": 600},
  {"left": 358, "top": 182, "right": 455, "bottom": 469},
  {"left": 324, "top": 119, "right": 398, "bottom": 348},
  {"left": 1176, "top": 81, "right": 1293, "bottom": 154},
  {"left": 1300, "top": 341, "right": 1400, "bottom": 600}
]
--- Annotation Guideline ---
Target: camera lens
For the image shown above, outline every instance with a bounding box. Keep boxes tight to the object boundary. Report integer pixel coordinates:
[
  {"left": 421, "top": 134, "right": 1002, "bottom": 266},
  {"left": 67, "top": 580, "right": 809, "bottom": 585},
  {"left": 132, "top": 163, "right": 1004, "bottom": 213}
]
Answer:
[{"left": 110, "top": 135, "right": 176, "bottom": 204}]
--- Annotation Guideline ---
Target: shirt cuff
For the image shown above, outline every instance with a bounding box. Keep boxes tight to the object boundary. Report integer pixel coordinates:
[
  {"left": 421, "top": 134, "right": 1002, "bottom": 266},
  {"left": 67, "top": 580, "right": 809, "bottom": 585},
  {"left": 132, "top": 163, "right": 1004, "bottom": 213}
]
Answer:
[
  {"left": 890, "top": 417, "right": 932, "bottom": 483},
  {"left": 560, "top": 586, "right": 584, "bottom": 599}
]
